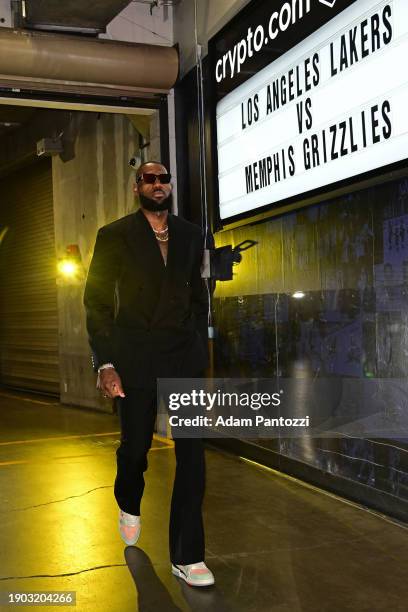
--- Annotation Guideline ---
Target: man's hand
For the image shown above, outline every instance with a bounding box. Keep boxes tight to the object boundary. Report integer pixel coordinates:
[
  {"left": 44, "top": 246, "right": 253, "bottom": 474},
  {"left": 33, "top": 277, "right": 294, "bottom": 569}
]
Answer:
[{"left": 98, "top": 368, "right": 125, "bottom": 398}]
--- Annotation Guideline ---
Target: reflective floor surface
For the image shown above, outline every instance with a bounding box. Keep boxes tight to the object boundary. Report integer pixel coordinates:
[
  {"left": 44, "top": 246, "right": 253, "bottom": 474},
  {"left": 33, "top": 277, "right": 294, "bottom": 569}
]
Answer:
[{"left": 1, "top": 390, "right": 408, "bottom": 611}]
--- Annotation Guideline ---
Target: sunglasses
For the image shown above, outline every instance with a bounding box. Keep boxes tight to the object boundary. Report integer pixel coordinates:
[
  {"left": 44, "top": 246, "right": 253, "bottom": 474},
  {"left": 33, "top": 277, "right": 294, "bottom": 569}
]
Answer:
[{"left": 136, "top": 173, "right": 172, "bottom": 184}]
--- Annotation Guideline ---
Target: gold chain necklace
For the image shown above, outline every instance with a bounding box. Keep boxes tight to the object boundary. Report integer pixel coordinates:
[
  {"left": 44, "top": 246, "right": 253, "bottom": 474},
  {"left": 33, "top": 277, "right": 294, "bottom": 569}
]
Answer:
[
  {"left": 152, "top": 225, "right": 168, "bottom": 242},
  {"left": 156, "top": 234, "right": 168, "bottom": 242}
]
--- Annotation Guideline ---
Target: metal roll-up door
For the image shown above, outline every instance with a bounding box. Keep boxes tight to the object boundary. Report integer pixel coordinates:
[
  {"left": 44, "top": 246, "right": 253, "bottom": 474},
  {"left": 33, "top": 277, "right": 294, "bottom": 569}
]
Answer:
[{"left": 0, "top": 159, "right": 59, "bottom": 394}]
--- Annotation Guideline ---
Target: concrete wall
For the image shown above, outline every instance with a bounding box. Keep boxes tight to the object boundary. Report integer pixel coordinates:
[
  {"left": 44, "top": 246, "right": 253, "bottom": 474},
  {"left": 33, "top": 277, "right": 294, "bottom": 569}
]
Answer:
[
  {"left": 174, "top": 0, "right": 251, "bottom": 78},
  {"left": 102, "top": 1, "right": 173, "bottom": 46},
  {"left": 100, "top": 1, "right": 178, "bottom": 204},
  {"left": 0, "top": 0, "right": 12, "bottom": 27},
  {"left": 53, "top": 111, "right": 159, "bottom": 411}
]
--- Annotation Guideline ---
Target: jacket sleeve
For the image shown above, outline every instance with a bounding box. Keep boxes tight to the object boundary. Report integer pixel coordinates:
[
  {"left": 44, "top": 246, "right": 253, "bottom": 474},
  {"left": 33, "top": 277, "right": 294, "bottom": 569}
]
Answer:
[
  {"left": 83, "top": 227, "right": 121, "bottom": 370},
  {"left": 190, "top": 230, "right": 209, "bottom": 354}
]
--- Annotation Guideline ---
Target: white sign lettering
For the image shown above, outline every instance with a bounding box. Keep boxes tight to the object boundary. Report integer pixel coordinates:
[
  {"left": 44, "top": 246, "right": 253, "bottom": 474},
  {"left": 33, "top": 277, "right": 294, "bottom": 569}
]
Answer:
[{"left": 216, "top": 0, "right": 408, "bottom": 221}]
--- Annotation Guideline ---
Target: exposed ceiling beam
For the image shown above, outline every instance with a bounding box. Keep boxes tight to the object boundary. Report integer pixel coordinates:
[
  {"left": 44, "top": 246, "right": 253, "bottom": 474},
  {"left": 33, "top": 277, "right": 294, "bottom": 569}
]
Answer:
[
  {"left": 23, "top": 0, "right": 133, "bottom": 33},
  {"left": 0, "top": 97, "right": 156, "bottom": 115}
]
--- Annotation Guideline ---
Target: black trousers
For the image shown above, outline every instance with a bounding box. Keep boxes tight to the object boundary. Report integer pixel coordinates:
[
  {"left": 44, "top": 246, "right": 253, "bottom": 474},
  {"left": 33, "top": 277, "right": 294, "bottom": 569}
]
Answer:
[{"left": 114, "top": 387, "right": 206, "bottom": 565}]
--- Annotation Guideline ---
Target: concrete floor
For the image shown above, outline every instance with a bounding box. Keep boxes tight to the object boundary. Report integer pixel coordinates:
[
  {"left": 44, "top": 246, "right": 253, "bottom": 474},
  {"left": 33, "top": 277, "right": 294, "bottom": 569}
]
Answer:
[{"left": 1, "top": 391, "right": 408, "bottom": 612}]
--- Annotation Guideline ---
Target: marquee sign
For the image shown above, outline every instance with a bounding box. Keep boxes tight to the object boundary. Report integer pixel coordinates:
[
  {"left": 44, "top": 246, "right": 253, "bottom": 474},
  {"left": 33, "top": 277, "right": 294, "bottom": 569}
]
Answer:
[{"left": 214, "top": 0, "right": 408, "bottom": 221}]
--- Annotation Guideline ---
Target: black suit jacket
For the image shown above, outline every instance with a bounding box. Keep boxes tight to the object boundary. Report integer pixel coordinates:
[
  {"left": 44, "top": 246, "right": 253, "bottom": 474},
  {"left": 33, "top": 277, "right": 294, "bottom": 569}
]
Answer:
[{"left": 83, "top": 209, "right": 209, "bottom": 388}]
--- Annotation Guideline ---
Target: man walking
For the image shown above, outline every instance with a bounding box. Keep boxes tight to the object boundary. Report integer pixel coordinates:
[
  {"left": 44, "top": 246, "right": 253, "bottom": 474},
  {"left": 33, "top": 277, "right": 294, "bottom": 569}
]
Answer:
[{"left": 83, "top": 161, "right": 214, "bottom": 587}]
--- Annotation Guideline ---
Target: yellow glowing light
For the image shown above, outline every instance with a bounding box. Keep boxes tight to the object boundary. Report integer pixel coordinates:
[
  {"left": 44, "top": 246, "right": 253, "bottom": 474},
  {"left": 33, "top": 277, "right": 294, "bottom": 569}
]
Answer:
[
  {"left": 292, "top": 291, "right": 305, "bottom": 299},
  {"left": 58, "top": 259, "right": 79, "bottom": 277}
]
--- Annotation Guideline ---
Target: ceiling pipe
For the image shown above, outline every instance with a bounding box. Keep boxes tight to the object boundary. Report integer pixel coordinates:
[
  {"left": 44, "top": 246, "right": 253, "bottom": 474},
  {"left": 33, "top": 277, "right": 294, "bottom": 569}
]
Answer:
[{"left": 0, "top": 27, "right": 179, "bottom": 95}]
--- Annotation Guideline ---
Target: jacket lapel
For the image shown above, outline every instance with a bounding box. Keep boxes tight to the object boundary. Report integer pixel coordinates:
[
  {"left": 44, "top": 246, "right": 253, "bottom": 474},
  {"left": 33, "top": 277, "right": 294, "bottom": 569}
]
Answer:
[
  {"left": 124, "top": 210, "right": 188, "bottom": 326},
  {"left": 125, "top": 209, "right": 166, "bottom": 280}
]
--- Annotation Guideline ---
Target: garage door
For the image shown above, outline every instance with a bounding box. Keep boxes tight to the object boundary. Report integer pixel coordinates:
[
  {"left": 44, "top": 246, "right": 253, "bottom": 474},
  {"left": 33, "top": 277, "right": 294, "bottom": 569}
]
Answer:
[{"left": 0, "top": 159, "right": 59, "bottom": 394}]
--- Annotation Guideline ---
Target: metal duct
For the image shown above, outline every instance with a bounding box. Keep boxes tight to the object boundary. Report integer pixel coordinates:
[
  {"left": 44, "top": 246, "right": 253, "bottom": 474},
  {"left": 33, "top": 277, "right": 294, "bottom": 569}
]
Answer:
[
  {"left": 24, "top": 0, "right": 133, "bottom": 34},
  {"left": 0, "top": 28, "right": 178, "bottom": 96}
]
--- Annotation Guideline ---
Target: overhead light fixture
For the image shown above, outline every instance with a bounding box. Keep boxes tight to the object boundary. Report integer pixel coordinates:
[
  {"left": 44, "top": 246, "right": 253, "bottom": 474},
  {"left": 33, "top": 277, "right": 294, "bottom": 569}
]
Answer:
[
  {"left": 132, "top": 0, "right": 182, "bottom": 13},
  {"left": 37, "top": 137, "right": 63, "bottom": 157},
  {"left": 132, "top": 0, "right": 182, "bottom": 4},
  {"left": 292, "top": 291, "right": 306, "bottom": 299},
  {"left": 0, "top": 122, "right": 21, "bottom": 127},
  {"left": 29, "top": 24, "right": 101, "bottom": 34}
]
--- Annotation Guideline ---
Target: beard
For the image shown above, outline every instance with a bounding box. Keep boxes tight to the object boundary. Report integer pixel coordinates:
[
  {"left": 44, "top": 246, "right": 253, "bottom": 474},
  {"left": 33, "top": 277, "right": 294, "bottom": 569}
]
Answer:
[{"left": 139, "top": 191, "right": 172, "bottom": 213}]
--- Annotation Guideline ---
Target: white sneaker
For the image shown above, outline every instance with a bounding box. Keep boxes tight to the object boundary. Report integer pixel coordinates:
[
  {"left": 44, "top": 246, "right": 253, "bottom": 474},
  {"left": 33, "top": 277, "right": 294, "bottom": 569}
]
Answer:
[
  {"left": 172, "top": 562, "right": 215, "bottom": 587},
  {"left": 119, "top": 509, "right": 141, "bottom": 546}
]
